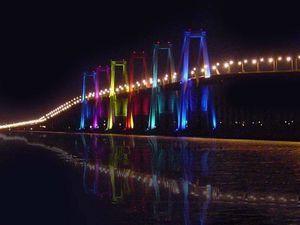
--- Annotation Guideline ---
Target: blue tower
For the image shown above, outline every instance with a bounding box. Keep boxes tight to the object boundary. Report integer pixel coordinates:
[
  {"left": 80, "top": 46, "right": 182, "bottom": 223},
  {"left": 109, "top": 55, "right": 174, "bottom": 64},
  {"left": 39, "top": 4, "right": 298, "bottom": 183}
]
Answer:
[
  {"left": 80, "top": 72, "right": 98, "bottom": 130},
  {"left": 177, "top": 30, "right": 211, "bottom": 130}
]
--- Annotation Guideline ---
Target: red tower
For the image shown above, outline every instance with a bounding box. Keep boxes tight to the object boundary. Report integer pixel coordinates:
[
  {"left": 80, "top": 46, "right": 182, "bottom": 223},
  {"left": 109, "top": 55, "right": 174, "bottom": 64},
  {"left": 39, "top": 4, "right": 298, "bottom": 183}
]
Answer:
[{"left": 126, "top": 51, "right": 149, "bottom": 129}]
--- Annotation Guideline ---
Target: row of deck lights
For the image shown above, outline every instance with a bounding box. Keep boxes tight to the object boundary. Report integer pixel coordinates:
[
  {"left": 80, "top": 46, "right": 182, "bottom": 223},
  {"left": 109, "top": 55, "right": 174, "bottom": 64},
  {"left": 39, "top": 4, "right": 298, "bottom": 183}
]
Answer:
[
  {"left": 211, "top": 55, "right": 300, "bottom": 74},
  {"left": 45, "top": 97, "right": 81, "bottom": 119},
  {"left": 95, "top": 72, "right": 179, "bottom": 94},
  {"left": 0, "top": 95, "right": 85, "bottom": 129}
]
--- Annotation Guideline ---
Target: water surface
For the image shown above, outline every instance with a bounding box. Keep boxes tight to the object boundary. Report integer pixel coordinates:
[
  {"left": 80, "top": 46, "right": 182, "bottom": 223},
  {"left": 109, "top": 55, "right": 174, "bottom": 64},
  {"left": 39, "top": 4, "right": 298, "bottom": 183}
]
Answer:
[{"left": 0, "top": 132, "right": 299, "bottom": 225}]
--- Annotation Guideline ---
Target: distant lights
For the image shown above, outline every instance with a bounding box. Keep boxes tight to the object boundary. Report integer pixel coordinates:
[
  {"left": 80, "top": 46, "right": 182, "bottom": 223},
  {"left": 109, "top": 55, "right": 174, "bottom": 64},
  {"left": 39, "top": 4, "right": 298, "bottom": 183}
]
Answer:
[
  {"left": 243, "top": 59, "right": 248, "bottom": 63},
  {"left": 252, "top": 59, "right": 257, "bottom": 64},
  {"left": 286, "top": 56, "right": 292, "bottom": 62},
  {"left": 172, "top": 72, "right": 177, "bottom": 79},
  {"left": 268, "top": 58, "right": 274, "bottom": 63},
  {"left": 277, "top": 56, "right": 282, "bottom": 61}
]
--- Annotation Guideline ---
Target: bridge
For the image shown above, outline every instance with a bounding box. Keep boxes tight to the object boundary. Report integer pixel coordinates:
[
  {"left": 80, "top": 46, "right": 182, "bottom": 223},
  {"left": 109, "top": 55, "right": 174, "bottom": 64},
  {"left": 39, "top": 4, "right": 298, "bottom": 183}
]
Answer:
[{"left": 1, "top": 30, "right": 300, "bottom": 139}]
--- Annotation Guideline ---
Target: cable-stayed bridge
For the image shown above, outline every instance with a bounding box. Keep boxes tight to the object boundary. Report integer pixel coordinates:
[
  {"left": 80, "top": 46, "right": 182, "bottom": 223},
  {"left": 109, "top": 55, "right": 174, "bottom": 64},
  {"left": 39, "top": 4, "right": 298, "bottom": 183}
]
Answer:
[{"left": 1, "top": 30, "right": 300, "bottom": 139}]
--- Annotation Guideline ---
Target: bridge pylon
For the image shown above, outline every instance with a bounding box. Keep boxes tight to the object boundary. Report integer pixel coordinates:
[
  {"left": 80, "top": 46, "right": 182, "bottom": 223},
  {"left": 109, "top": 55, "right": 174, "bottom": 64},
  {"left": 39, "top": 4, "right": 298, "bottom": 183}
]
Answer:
[
  {"left": 80, "top": 72, "right": 98, "bottom": 130},
  {"left": 107, "top": 60, "right": 128, "bottom": 130},
  {"left": 177, "top": 30, "right": 211, "bottom": 130},
  {"left": 126, "top": 51, "right": 149, "bottom": 129},
  {"left": 94, "top": 65, "right": 110, "bottom": 129},
  {"left": 148, "top": 42, "right": 175, "bottom": 130}
]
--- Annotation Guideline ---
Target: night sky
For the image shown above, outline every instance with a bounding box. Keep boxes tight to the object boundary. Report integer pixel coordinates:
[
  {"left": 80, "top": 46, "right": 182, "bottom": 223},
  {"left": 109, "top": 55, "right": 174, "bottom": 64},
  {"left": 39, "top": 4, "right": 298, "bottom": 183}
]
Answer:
[{"left": 0, "top": 0, "right": 299, "bottom": 122}]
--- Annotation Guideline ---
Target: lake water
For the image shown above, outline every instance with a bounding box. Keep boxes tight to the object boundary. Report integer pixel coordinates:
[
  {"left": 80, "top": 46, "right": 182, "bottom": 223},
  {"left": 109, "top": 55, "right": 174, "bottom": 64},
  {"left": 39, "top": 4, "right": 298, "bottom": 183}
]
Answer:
[{"left": 0, "top": 132, "right": 299, "bottom": 225}]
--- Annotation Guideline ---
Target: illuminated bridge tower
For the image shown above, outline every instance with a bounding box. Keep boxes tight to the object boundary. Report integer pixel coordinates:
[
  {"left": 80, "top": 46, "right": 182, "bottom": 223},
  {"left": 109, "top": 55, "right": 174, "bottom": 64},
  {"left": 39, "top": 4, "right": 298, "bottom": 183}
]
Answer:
[
  {"left": 107, "top": 60, "right": 128, "bottom": 130},
  {"left": 148, "top": 42, "right": 175, "bottom": 130},
  {"left": 126, "top": 51, "right": 149, "bottom": 129},
  {"left": 80, "top": 72, "right": 99, "bottom": 129},
  {"left": 94, "top": 65, "right": 110, "bottom": 129},
  {"left": 177, "top": 30, "right": 211, "bottom": 130}
]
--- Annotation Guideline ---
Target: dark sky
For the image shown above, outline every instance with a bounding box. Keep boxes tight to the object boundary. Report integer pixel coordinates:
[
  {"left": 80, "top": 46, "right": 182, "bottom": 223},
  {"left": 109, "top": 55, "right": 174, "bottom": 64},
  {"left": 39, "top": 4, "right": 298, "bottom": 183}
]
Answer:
[{"left": 0, "top": 0, "right": 299, "bottom": 122}]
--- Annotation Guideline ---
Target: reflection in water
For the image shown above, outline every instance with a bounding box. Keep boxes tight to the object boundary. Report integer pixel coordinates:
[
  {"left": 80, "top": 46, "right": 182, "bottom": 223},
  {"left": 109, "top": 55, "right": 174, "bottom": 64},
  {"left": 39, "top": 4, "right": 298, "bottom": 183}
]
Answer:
[{"left": 1, "top": 133, "right": 300, "bottom": 224}]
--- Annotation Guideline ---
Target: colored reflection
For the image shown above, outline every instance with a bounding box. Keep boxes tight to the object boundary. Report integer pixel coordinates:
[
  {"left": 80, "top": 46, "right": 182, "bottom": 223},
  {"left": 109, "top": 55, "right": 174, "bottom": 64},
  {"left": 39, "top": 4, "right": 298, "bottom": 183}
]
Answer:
[
  {"left": 5, "top": 133, "right": 300, "bottom": 225},
  {"left": 77, "top": 135, "right": 215, "bottom": 223}
]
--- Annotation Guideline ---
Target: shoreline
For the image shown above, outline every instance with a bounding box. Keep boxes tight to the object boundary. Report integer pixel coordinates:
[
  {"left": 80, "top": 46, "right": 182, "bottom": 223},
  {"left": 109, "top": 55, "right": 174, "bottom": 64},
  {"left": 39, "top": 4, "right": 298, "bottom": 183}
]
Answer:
[{"left": 6, "top": 130, "right": 300, "bottom": 146}]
